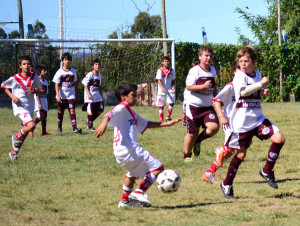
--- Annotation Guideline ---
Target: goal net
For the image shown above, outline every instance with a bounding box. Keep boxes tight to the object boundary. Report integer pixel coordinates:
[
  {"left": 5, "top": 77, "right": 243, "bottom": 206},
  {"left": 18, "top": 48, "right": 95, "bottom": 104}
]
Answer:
[{"left": 0, "top": 38, "right": 175, "bottom": 105}]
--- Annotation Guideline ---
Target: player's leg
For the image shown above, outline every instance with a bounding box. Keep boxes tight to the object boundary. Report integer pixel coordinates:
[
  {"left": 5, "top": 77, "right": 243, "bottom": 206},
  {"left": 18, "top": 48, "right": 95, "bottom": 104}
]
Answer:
[
  {"left": 40, "top": 110, "right": 50, "bottom": 136},
  {"left": 156, "top": 95, "right": 166, "bottom": 122},
  {"left": 166, "top": 93, "right": 175, "bottom": 121},
  {"left": 86, "top": 103, "right": 94, "bottom": 130},
  {"left": 118, "top": 177, "right": 141, "bottom": 208},
  {"left": 183, "top": 130, "right": 198, "bottom": 162},
  {"left": 68, "top": 99, "right": 82, "bottom": 133},
  {"left": 57, "top": 100, "right": 66, "bottom": 133}
]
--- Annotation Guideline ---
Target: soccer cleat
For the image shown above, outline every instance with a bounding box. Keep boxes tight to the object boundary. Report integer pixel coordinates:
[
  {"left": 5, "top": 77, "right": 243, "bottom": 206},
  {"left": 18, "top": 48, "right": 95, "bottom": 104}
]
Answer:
[
  {"left": 259, "top": 169, "right": 278, "bottom": 189},
  {"left": 193, "top": 142, "right": 201, "bottom": 157},
  {"left": 29, "top": 131, "right": 34, "bottom": 137},
  {"left": 9, "top": 150, "right": 18, "bottom": 161},
  {"left": 42, "top": 132, "right": 51, "bottom": 137},
  {"left": 182, "top": 122, "right": 186, "bottom": 126},
  {"left": 184, "top": 157, "right": 192, "bottom": 163},
  {"left": 215, "top": 146, "right": 228, "bottom": 167},
  {"left": 73, "top": 128, "right": 82, "bottom": 134},
  {"left": 201, "top": 172, "right": 221, "bottom": 185},
  {"left": 56, "top": 128, "right": 62, "bottom": 133},
  {"left": 12, "top": 135, "right": 23, "bottom": 152},
  {"left": 87, "top": 127, "right": 95, "bottom": 132},
  {"left": 220, "top": 181, "right": 235, "bottom": 199},
  {"left": 166, "top": 118, "right": 172, "bottom": 122},
  {"left": 118, "top": 200, "right": 143, "bottom": 208},
  {"left": 128, "top": 192, "right": 151, "bottom": 207}
]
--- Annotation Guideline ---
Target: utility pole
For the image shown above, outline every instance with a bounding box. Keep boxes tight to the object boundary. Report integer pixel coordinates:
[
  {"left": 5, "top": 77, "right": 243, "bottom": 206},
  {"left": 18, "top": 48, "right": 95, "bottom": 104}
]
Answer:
[
  {"left": 278, "top": 0, "right": 283, "bottom": 102},
  {"left": 17, "top": 0, "right": 25, "bottom": 55},
  {"left": 59, "top": 0, "right": 64, "bottom": 65},
  {"left": 161, "top": 0, "right": 168, "bottom": 56}
]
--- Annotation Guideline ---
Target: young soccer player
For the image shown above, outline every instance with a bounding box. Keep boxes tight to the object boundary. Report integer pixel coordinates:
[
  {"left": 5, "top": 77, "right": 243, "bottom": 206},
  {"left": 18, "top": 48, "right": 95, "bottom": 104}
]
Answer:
[
  {"left": 220, "top": 46, "right": 285, "bottom": 199},
  {"left": 155, "top": 56, "right": 176, "bottom": 122},
  {"left": 94, "top": 83, "right": 181, "bottom": 208},
  {"left": 1, "top": 56, "right": 44, "bottom": 160},
  {"left": 183, "top": 46, "right": 219, "bottom": 162},
  {"left": 52, "top": 52, "right": 82, "bottom": 134},
  {"left": 33, "top": 64, "right": 51, "bottom": 137},
  {"left": 81, "top": 59, "right": 104, "bottom": 131}
]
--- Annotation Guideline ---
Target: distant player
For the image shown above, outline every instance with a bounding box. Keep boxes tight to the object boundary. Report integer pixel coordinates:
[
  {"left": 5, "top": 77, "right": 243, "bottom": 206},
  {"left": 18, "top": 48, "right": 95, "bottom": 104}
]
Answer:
[
  {"left": 1, "top": 56, "right": 44, "bottom": 160},
  {"left": 220, "top": 46, "right": 285, "bottom": 199},
  {"left": 33, "top": 64, "right": 51, "bottom": 137},
  {"left": 52, "top": 52, "right": 82, "bottom": 134},
  {"left": 94, "top": 83, "right": 181, "bottom": 208},
  {"left": 155, "top": 56, "right": 176, "bottom": 122},
  {"left": 183, "top": 46, "right": 219, "bottom": 162},
  {"left": 81, "top": 59, "right": 104, "bottom": 131}
]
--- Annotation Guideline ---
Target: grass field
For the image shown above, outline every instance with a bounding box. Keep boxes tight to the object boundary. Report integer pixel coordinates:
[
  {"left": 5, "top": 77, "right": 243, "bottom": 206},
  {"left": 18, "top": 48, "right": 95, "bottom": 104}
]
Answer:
[{"left": 1, "top": 103, "right": 300, "bottom": 225}]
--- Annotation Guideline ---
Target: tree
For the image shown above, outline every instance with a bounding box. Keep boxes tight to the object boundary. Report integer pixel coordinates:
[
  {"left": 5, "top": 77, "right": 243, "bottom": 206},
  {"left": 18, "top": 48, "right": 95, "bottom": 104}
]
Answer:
[
  {"left": 26, "top": 20, "right": 49, "bottom": 39},
  {"left": 235, "top": 0, "right": 300, "bottom": 44},
  {"left": 0, "top": 28, "right": 7, "bottom": 39},
  {"left": 8, "top": 30, "right": 20, "bottom": 39}
]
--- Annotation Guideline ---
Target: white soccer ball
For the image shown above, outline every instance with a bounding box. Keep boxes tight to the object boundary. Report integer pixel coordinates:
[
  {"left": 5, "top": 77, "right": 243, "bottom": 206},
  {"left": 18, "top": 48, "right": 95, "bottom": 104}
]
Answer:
[{"left": 156, "top": 169, "right": 181, "bottom": 193}]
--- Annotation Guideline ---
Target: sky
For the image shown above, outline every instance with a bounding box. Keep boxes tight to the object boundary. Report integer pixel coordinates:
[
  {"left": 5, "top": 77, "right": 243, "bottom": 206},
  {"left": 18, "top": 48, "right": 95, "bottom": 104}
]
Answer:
[{"left": 0, "top": 0, "right": 269, "bottom": 44}]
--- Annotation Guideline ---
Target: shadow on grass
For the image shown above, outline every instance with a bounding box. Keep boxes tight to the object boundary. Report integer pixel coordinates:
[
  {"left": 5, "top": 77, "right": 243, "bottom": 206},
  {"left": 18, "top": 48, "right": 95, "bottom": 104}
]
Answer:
[
  {"left": 247, "top": 177, "right": 300, "bottom": 185},
  {"left": 153, "top": 201, "right": 233, "bottom": 210},
  {"left": 269, "top": 192, "right": 300, "bottom": 199}
]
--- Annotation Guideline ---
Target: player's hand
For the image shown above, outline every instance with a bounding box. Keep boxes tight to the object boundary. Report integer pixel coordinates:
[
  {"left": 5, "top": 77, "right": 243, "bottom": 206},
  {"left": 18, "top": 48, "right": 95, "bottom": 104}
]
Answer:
[
  {"left": 38, "top": 103, "right": 42, "bottom": 110},
  {"left": 262, "top": 88, "right": 270, "bottom": 97},
  {"left": 94, "top": 124, "right": 106, "bottom": 138},
  {"left": 260, "top": 76, "right": 269, "bottom": 85},
  {"left": 162, "top": 88, "right": 167, "bottom": 94},
  {"left": 88, "top": 94, "right": 93, "bottom": 100},
  {"left": 172, "top": 88, "right": 176, "bottom": 94},
  {"left": 167, "top": 118, "right": 182, "bottom": 125},
  {"left": 203, "top": 80, "right": 212, "bottom": 89},
  {"left": 12, "top": 96, "right": 20, "bottom": 104},
  {"left": 220, "top": 116, "right": 229, "bottom": 129},
  {"left": 56, "top": 96, "right": 61, "bottom": 102},
  {"left": 27, "top": 86, "right": 35, "bottom": 94}
]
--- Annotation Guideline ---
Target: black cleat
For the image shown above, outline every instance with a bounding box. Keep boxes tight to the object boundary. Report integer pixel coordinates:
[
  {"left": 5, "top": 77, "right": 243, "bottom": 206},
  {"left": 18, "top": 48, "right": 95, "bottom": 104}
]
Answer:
[
  {"left": 220, "top": 181, "right": 235, "bottom": 199},
  {"left": 259, "top": 169, "right": 278, "bottom": 189},
  {"left": 73, "top": 128, "right": 82, "bottom": 134}
]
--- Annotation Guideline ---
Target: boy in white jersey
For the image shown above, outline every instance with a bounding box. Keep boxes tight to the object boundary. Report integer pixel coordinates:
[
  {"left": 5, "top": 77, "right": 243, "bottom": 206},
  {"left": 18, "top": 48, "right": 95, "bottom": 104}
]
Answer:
[
  {"left": 220, "top": 46, "right": 285, "bottom": 199},
  {"left": 183, "top": 46, "right": 219, "bottom": 162},
  {"left": 155, "top": 56, "right": 176, "bottom": 122},
  {"left": 1, "top": 56, "right": 44, "bottom": 160},
  {"left": 94, "top": 83, "right": 181, "bottom": 208},
  {"left": 52, "top": 52, "right": 82, "bottom": 134},
  {"left": 82, "top": 59, "right": 104, "bottom": 131},
  {"left": 33, "top": 64, "right": 51, "bottom": 137}
]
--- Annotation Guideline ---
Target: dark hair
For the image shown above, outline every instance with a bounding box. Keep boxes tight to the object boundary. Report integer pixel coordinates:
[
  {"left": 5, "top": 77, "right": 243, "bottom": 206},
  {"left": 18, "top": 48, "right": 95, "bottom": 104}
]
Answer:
[
  {"left": 115, "top": 83, "right": 137, "bottom": 102},
  {"left": 36, "top": 64, "right": 47, "bottom": 74},
  {"left": 162, "top": 56, "right": 171, "bottom": 62},
  {"left": 236, "top": 46, "right": 257, "bottom": 63},
  {"left": 19, "top": 56, "right": 32, "bottom": 65},
  {"left": 198, "top": 46, "right": 214, "bottom": 56},
  {"left": 91, "top": 59, "right": 101, "bottom": 67},
  {"left": 61, "top": 52, "right": 72, "bottom": 61}
]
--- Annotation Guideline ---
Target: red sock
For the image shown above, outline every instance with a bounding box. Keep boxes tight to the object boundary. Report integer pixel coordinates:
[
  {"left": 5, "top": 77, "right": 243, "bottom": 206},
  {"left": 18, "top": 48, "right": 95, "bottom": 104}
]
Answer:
[
  {"left": 207, "top": 161, "right": 219, "bottom": 173},
  {"left": 167, "top": 105, "right": 174, "bottom": 118},
  {"left": 15, "top": 129, "right": 25, "bottom": 140},
  {"left": 159, "top": 109, "right": 164, "bottom": 122},
  {"left": 134, "top": 172, "right": 156, "bottom": 194},
  {"left": 121, "top": 185, "right": 133, "bottom": 203}
]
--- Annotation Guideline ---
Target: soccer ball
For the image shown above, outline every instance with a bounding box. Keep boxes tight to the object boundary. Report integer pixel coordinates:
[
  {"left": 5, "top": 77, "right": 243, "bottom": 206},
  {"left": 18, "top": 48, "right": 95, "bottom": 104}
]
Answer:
[{"left": 156, "top": 169, "right": 181, "bottom": 193}]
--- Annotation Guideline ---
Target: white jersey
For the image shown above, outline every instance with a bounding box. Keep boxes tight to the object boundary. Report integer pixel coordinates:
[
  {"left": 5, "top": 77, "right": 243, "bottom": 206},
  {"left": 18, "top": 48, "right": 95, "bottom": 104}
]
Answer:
[
  {"left": 52, "top": 67, "right": 77, "bottom": 99},
  {"left": 1, "top": 72, "right": 42, "bottom": 116},
  {"left": 34, "top": 78, "right": 49, "bottom": 111},
  {"left": 81, "top": 71, "right": 103, "bottom": 103},
  {"left": 185, "top": 65, "right": 217, "bottom": 107},
  {"left": 232, "top": 70, "right": 266, "bottom": 132},
  {"left": 155, "top": 67, "right": 175, "bottom": 95},
  {"left": 105, "top": 101, "right": 149, "bottom": 156}
]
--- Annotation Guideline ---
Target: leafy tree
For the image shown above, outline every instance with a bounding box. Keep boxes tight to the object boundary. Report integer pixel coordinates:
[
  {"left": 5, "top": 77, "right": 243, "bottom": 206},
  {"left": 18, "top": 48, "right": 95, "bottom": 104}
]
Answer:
[
  {"left": 0, "top": 28, "right": 7, "bottom": 39},
  {"left": 235, "top": 0, "right": 300, "bottom": 44},
  {"left": 8, "top": 30, "right": 20, "bottom": 39},
  {"left": 26, "top": 20, "right": 49, "bottom": 39}
]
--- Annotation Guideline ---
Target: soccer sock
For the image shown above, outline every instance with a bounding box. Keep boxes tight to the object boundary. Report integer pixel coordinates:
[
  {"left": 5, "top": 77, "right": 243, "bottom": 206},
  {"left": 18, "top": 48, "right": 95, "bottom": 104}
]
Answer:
[
  {"left": 87, "top": 115, "right": 93, "bottom": 128},
  {"left": 167, "top": 104, "right": 174, "bottom": 118},
  {"left": 206, "top": 161, "right": 219, "bottom": 173},
  {"left": 159, "top": 109, "right": 164, "bottom": 122},
  {"left": 34, "top": 118, "right": 41, "bottom": 125},
  {"left": 70, "top": 113, "right": 77, "bottom": 129},
  {"left": 223, "top": 155, "right": 242, "bottom": 186},
  {"left": 121, "top": 185, "right": 134, "bottom": 203},
  {"left": 15, "top": 129, "right": 25, "bottom": 140},
  {"left": 195, "top": 129, "right": 211, "bottom": 144},
  {"left": 92, "top": 112, "right": 100, "bottom": 122},
  {"left": 183, "top": 152, "right": 192, "bottom": 159},
  {"left": 263, "top": 142, "right": 284, "bottom": 174},
  {"left": 134, "top": 172, "right": 157, "bottom": 194},
  {"left": 57, "top": 112, "right": 64, "bottom": 130},
  {"left": 182, "top": 105, "right": 186, "bottom": 122}
]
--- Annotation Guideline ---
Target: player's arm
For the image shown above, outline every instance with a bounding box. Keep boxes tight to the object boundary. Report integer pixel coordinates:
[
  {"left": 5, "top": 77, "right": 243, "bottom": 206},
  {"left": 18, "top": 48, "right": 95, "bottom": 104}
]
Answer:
[
  {"left": 84, "top": 84, "right": 93, "bottom": 100},
  {"left": 34, "top": 88, "right": 45, "bottom": 96},
  {"left": 240, "top": 76, "right": 269, "bottom": 97},
  {"left": 75, "top": 82, "right": 80, "bottom": 101},
  {"left": 55, "top": 83, "right": 61, "bottom": 102},
  {"left": 148, "top": 118, "right": 181, "bottom": 128},
  {"left": 213, "top": 101, "right": 228, "bottom": 127},
  {"left": 4, "top": 88, "right": 20, "bottom": 104},
  {"left": 36, "top": 95, "right": 42, "bottom": 109},
  {"left": 157, "top": 79, "right": 166, "bottom": 93},
  {"left": 94, "top": 116, "right": 109, "bottom": 138},
  {"left": 172, "top": 80, "right": 176, "bottom": 93}
]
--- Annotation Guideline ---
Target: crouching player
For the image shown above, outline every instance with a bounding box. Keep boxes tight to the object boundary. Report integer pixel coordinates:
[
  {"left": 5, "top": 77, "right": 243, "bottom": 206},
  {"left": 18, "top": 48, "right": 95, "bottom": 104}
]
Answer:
[
  {"left": 1, "top": 56, "right": 44, "bottom": 160},
  {"left": 94, "top": 83, "right": 181, "bottom": 208}
]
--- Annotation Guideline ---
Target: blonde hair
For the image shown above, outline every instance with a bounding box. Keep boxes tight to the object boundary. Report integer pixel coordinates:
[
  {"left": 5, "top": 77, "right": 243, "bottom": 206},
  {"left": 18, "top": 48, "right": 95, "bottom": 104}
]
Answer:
[{"left": 236, "top": 46, "right": 257, "bottom": 62}]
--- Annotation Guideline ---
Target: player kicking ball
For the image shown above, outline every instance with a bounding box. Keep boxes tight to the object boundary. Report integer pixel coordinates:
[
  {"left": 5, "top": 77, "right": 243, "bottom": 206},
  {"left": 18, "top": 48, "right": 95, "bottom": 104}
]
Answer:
[{"left": 94, "top": 83, "right": 181, "bottom": 208}]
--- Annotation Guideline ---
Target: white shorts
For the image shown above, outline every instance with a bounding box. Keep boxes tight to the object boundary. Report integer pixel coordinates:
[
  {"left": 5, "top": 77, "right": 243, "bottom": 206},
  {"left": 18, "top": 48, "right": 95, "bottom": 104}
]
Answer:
[
  {"left": 156, "top": 92, "right": 175, "bottom": 107},
  {"left": 17, "top": 110, "right": 34, "bottom": 125},
  {"left": 114, "top": 147, "right": 162, "bottom": 178}
]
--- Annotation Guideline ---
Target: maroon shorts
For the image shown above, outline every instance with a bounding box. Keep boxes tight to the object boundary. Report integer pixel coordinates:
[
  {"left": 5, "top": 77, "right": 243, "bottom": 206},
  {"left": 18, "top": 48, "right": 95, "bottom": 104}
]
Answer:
[
  {"left": 57, "top": 99, "right": 76, "bottom": 112},
  {"left": 225, "top": 119, "right": 279, "bottom": 150},
  {"left": 82, "top": 101, "right": 104, "bottom": 114},
  {"left": 187, "top": 106, "right": 219, "bottom": 134}
]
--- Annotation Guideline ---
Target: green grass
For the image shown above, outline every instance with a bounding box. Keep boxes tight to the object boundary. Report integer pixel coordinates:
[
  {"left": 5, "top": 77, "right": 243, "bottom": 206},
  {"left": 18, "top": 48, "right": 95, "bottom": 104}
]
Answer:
[{"left": 1, "top": 103, "right": 300, "bottom": 225}]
